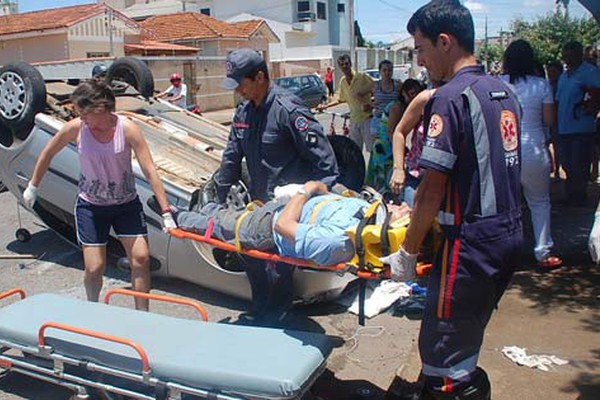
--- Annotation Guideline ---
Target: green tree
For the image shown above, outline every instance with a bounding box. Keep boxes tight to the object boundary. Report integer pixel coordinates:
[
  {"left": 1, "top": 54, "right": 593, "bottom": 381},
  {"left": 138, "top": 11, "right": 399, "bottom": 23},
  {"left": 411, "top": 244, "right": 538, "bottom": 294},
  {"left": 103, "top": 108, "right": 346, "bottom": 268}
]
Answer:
[
  {"left": 512, "top": 12, "right": 600, "bottom": 65},
  {"left": 476, "top": 41, "right": 505, "bottom": 68}
]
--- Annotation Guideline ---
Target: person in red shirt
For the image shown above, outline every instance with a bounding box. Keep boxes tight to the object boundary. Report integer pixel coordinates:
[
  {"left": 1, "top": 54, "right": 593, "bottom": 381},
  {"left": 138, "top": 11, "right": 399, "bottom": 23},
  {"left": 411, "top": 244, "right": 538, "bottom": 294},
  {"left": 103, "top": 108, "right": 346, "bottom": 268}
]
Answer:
[{"left": 324, "top": 66, "right": 334, "bottom": 99}]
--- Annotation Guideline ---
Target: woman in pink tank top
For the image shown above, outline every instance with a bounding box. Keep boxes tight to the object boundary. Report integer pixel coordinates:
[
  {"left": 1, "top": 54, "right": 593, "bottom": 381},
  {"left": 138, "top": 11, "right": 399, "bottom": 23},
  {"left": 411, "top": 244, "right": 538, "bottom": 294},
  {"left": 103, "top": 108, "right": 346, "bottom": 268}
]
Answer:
[{"left": 24, "top": 80, "right": 174, "bottom": 311}]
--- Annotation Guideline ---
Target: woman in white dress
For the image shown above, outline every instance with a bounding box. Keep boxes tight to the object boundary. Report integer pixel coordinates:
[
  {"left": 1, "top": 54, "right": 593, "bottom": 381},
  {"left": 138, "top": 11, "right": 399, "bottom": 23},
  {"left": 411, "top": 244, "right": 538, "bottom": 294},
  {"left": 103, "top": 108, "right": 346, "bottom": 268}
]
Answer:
[{"left": 500, "top": 39, "right": 562, "bottom": 268}]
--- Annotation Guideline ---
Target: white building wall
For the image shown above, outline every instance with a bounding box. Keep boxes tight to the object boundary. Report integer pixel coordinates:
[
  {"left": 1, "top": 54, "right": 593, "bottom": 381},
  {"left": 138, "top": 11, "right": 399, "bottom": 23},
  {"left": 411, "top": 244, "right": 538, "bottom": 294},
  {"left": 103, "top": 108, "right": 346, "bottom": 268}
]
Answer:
[
  {"left": 211, "top": 0, "right": 351, "bottom": 50},
  {"left": 212, "top": 0, "right": 294, "bottom": 23}
]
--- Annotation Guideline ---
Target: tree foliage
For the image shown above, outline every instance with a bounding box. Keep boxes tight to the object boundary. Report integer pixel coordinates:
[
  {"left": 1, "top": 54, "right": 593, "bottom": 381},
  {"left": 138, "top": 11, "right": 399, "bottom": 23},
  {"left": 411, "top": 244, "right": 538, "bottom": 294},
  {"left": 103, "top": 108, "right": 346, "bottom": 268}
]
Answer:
[
  {"left": 476, "top": 41, "right": 505, "bottom": 66},
  {"left": 512, "top": 12, "right": 600, "bottom": 65}
]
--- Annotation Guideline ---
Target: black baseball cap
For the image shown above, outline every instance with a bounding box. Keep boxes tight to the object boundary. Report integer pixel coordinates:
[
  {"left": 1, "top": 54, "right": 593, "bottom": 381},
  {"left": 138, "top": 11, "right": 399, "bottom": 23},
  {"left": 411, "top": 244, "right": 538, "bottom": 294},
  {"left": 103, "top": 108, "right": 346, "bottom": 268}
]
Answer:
[{"left": 221, "top": 48, "right": 264, "bottom": 89}]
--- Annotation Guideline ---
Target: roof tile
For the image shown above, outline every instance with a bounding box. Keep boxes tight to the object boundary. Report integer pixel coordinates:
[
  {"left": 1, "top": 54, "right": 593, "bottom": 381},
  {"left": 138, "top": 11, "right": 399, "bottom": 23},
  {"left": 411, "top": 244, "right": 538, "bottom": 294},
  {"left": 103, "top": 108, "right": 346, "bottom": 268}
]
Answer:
[
  {"left": 0, "top": 3, "right": 105, "bottom": 36},
  {"left": 140, "top": 12, "right": 263, "bottom": 41}
]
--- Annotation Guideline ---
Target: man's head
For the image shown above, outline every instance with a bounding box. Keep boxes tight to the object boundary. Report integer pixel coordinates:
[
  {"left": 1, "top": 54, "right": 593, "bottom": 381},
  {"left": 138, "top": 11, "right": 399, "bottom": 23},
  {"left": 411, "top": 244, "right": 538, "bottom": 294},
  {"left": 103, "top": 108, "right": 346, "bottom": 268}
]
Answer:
[
  {"left": 379, "top": 59, "right": 393, "bottom": 81},
  {"left": 91, "top": 64, "right": 107, "bottom": 79},
  {"left": 170, "top": 73, "right": 182, "bottom": 87},
  {"left": 337, "top": 54, "right": 352, "bottom": 76},
  {"left": 562, "top": 41, "right": 583, "bottom": 71},
  {"left": 407, "top": 0, "right": 474, "bottom": 82},
  {"left": 221, "top": 48, "right": 270, "bottom": 104}
]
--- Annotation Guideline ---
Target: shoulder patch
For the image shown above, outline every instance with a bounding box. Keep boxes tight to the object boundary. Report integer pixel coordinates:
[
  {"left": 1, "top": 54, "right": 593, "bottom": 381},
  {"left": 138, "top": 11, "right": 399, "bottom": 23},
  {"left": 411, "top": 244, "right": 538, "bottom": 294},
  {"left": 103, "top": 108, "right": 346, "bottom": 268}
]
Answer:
[
  {"left": 294, "top": 116, "right": 310, "bottom": 132},
  {"left": 500, "top": 110, "right": 518, "bottom": 151},
  {"left": 427, "top": 114, "right": 444, "bottom": 138}
]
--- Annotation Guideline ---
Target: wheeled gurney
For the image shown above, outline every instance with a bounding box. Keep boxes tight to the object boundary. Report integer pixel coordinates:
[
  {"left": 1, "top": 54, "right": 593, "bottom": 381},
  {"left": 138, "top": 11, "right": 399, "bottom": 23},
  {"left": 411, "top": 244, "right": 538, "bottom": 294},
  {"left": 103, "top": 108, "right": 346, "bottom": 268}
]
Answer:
[{"left": 0, "top": 288, "right": 333, "bottom": 399}]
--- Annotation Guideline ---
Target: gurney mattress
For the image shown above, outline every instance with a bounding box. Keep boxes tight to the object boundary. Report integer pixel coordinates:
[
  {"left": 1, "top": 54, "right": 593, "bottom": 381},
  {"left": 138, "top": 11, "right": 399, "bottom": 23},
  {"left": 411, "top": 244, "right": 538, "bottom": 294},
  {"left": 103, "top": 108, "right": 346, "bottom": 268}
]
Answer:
[{"left": 0, "top": 294, "right": 333, "bottom": 399}]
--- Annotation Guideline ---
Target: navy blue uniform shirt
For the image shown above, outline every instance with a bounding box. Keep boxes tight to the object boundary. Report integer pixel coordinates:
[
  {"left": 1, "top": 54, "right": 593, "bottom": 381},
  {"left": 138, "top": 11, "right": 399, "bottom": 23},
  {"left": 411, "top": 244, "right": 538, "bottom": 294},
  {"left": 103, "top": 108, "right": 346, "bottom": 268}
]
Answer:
[
  {"left": 216, "top": 85, "right": 339, "bottom": 203},
  {"left": 419, "top": 66, "right": 522, "bottom": 227}
]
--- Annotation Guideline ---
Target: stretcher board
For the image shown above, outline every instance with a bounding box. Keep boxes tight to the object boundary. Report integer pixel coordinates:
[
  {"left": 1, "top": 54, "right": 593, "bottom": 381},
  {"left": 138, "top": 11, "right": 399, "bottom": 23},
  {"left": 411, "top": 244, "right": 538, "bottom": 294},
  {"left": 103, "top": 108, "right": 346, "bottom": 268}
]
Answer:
[
  {"left": 169, "top": 227, "right": 390, "bottom": 280},
  {"left": 0, "top": 290, "right": 333, "bottom": 400}
]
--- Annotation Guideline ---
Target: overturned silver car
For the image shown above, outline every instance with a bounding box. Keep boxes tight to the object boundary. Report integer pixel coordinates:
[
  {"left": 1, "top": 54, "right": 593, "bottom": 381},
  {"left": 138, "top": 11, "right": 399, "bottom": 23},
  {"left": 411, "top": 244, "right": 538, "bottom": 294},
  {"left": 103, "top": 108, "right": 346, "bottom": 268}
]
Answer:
[{"left": 0, "top": 57, "right": 364, "bottom": 303}]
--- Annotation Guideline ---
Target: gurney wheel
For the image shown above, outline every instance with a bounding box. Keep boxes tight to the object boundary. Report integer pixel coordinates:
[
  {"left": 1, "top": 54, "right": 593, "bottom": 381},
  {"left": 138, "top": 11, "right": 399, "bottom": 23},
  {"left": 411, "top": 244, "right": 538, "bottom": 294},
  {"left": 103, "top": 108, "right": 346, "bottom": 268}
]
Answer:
[{"left": 15, "top": 228, "right": 31, "bottom": 243}]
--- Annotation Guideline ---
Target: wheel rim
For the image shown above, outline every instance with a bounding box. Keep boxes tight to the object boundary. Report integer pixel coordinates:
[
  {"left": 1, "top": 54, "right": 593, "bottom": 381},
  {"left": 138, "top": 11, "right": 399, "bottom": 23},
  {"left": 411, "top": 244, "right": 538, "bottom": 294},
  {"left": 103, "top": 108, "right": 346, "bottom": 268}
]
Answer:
[{"left": 0, "top": 71, "right": 26, "bottom": 121}]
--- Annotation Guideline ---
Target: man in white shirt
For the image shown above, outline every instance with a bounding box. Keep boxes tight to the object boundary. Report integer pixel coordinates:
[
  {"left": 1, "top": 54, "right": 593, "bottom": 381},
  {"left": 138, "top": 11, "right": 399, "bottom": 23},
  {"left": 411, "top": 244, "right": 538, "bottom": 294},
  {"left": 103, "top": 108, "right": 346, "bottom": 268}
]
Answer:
[{"left": 157, "top": 73, "right": 188, "bottom": 108}]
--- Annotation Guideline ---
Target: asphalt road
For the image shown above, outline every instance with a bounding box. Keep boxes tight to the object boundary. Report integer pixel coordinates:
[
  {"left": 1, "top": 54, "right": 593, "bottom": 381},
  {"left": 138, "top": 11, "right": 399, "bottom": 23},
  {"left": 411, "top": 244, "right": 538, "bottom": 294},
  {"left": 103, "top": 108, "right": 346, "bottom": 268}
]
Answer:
[
  {"left": 0, "top": 188, "right": 421, "bottom": 400},
  {"left": 0, "top": 109, "right": 598, "bottom": 399}
]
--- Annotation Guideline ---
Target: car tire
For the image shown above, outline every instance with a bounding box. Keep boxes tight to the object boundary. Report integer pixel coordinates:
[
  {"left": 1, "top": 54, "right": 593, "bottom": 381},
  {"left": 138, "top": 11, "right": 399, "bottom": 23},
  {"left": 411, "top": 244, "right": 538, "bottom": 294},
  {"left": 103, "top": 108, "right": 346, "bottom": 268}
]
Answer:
[
  {"left": 328, "top": 135, "right": 365, "bottom": 192},
  {"left": 105, "top": 57, "right": 154, "bottom": 99},
  {"left": 198, "top": 163, "right": 252, "bottom": 210},
  {"left": 0, "top": 62, "right": 46, "bottom": 141}
]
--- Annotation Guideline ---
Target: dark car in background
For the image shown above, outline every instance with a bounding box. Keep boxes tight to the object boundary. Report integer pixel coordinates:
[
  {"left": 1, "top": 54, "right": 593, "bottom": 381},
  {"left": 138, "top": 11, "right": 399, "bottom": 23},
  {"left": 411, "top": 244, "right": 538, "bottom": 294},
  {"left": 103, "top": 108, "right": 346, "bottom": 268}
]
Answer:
[{"left": 274, "top": 74, "right": 327, "bottom": 109}]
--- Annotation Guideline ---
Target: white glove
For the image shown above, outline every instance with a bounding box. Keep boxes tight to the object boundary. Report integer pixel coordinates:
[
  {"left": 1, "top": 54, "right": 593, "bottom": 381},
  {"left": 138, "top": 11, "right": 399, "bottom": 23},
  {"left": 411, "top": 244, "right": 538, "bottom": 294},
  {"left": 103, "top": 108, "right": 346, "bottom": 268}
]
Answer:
[
  {"left": 23, "top": 182, "right": 38, "bottom": 209},
  {"left": 379, "top": 246, "right": 418, "bottom": 282},
  {"left": 273, "top": 184, "right": 304, "bottom": 202},
  {"left": 162, "top": 212, "right": 177, "bottom": 232},
  {"left": 588, "top": 212, "right": 600, "bottom": 264}
]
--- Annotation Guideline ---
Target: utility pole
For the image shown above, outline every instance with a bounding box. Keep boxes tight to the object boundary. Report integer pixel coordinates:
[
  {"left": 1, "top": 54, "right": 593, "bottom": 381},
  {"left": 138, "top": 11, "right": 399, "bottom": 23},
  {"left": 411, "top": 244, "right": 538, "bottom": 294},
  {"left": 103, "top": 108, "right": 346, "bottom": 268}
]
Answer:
[
  {"left": 349, "top": 0, "right": 355, "bottom": 66},
  {"left": 484, "top": 15, "right": 489, "bottom": 73},
  {"left": 105, "top": 7, "right": 114, "bottom": 57}
]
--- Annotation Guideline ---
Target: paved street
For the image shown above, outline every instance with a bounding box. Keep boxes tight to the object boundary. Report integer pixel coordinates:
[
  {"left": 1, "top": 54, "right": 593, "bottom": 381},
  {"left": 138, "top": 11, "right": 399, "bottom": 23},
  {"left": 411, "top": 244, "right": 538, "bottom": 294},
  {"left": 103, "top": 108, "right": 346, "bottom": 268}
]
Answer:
[{"left": 0, "top": 108, "right": 598, "bottom": 399}]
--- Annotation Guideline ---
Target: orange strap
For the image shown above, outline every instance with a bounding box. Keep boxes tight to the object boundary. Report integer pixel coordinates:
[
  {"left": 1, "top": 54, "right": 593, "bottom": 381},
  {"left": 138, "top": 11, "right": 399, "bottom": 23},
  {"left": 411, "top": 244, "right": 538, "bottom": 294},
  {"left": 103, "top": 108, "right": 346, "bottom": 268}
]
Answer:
[{"left": 169, "top": 227, "right": 388, "bottom": 279}]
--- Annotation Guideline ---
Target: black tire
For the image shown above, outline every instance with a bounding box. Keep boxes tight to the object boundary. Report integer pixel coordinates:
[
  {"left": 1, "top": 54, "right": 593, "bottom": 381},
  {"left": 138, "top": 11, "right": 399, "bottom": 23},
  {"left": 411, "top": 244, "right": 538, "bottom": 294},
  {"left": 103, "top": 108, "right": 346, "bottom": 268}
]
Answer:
[
  {"left": 328, "top": 135, "right": 365, "bottom": 191},
  {"left": 105, "top": 57, "right": 154, "bottom": 99},
  {"left": 15, "top": 228, "right": 31, "bottom": 243},
  {"left": 0, "top": 62, "right": 46, "bottom": 141}
]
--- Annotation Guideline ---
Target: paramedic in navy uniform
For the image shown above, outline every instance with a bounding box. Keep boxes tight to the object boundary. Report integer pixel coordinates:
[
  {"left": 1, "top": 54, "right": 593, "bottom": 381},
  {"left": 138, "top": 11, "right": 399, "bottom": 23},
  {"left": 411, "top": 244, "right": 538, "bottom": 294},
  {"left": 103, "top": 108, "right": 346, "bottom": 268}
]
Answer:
[
  {"left": 385, "top": 1, "right": 523, "bottom": 399},
  {"left": 217, "top": 48, "right": 339, "bottom": 325}
]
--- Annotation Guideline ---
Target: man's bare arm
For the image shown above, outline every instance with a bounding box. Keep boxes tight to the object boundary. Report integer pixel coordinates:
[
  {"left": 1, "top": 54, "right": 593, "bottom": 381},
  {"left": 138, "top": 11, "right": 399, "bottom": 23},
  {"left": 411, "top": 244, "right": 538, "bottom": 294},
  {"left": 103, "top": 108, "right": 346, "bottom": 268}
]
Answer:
[{"left": 274, "top": 181, "right": 328, "bottom": 242}]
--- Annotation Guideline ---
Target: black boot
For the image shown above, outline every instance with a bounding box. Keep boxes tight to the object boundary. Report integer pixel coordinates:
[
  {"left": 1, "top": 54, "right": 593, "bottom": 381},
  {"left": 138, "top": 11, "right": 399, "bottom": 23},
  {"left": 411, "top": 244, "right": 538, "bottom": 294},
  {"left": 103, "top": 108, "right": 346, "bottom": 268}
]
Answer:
[{"left": 421, "top": 368, "right": 491, "bottom": 400}]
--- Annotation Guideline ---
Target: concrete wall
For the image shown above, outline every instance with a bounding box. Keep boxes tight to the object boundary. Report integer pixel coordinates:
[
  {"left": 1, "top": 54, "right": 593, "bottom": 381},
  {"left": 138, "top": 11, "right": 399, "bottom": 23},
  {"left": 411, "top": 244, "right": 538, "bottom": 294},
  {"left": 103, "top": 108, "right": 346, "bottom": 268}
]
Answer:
[
  {"left": 0, "top": 33, "right": 69, "bottom": 64},
  {"left": 143, "top": 55, "right": 234, "bottom": 111}
]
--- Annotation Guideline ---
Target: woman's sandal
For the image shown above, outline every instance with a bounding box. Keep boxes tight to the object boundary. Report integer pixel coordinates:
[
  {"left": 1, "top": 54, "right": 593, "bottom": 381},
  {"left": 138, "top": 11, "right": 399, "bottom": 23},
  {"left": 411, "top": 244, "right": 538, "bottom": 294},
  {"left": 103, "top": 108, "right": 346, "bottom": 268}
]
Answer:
[{"left": 538, "top": 255, "right": 562, "bottom": 268}]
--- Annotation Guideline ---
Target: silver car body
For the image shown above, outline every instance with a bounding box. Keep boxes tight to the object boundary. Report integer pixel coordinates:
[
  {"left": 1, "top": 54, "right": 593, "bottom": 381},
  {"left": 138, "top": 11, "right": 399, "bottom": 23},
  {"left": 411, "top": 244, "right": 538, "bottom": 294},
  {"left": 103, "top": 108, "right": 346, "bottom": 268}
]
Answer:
[{"left": 0, "top": 64, "right": 355, "bottom": 303}]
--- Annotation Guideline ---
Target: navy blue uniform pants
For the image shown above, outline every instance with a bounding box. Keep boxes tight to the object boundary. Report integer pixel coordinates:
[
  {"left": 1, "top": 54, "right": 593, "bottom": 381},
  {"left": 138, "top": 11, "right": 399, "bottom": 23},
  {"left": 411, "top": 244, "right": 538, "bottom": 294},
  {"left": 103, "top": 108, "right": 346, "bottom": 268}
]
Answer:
[
  {"left": 557, "top": 134, "right": 595, "bottom": 204},
  {"left": 419, "top": 214, "right": 522, "bottom": 396}
]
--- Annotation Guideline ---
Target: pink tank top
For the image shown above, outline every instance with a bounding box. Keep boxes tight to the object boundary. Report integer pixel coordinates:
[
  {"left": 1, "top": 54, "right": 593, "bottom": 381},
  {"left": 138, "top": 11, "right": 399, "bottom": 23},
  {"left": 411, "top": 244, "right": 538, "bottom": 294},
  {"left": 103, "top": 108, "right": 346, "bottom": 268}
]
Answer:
[{"left": 77, "top": 115, "right": 137, "bottom": 205}]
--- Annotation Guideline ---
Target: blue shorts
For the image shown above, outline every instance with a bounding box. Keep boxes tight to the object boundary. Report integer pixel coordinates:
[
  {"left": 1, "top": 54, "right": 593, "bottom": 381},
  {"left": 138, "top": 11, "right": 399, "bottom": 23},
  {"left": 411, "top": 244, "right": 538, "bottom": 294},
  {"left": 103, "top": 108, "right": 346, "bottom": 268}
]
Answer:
[{"left": 75, "top": 196, "right": 147, "bottom": 246}]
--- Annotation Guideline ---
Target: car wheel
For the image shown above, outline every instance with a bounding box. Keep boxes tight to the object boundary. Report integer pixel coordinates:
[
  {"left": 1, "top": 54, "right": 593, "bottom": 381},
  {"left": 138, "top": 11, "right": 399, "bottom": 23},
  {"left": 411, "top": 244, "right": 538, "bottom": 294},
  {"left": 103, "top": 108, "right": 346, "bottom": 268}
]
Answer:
[
  {"left": 15, "top": 228, "right": 31, "bottom": 243},
  {"left": 198, "top": 163, "right": 252, "bottom": 210},
  {"left": 0, "top": 62, "right": 46, "bottom": 141},
  {"left": 328, "top": 135, "right": 365, "bottom": 192},
  {"left": 105, "top": 57, "right": 154, "bottom": 99}
]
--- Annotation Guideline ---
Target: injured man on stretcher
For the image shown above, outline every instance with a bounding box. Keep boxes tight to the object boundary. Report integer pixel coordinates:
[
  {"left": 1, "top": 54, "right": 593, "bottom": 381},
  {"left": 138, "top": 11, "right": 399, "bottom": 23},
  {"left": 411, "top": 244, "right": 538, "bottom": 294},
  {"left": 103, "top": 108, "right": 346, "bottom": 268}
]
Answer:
[{"left": 160, "top": 181, "right": 416, "bottom": 281}]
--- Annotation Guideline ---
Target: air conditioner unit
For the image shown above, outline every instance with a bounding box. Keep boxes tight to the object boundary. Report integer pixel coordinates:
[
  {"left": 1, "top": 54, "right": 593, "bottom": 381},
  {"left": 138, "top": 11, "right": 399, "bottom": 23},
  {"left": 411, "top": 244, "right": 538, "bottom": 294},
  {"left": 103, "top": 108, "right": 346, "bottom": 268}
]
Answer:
[{"left": 291, "top": 23, "right": 305, "bottom": 31}]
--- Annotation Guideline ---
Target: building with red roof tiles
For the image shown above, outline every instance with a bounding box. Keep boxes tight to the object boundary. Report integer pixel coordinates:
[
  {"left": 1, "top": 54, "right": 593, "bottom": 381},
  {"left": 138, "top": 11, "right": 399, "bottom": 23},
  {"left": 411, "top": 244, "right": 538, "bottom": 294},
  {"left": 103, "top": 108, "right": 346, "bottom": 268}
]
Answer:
[
  {"left": 139, "top": 12, "right": 278, "bottom": 58},
  {"left": 0, "top": 3, "right": 141, "bottom": 64}
]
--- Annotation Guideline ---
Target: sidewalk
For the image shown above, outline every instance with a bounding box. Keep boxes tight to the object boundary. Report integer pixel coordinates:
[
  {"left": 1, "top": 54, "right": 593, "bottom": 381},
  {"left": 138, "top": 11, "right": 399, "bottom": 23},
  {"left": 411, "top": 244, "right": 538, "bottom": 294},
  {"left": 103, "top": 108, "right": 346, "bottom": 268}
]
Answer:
[{"left": 310, "top": 178, "right": 600, "bottom": 400}]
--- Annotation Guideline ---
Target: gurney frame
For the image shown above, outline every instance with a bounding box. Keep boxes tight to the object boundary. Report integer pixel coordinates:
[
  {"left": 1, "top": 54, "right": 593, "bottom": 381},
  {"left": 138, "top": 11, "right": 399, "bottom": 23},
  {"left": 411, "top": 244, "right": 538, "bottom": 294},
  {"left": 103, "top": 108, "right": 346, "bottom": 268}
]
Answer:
[{"left": 0, "top": 288, "right": 321, "bottom": 400}]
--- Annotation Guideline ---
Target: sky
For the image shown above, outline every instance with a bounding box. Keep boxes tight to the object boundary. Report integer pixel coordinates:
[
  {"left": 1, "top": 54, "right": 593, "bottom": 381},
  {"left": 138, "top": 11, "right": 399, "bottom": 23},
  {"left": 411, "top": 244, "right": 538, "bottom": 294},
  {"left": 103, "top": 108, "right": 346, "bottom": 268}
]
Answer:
[
  {"left": 356, "top": 0, "right": 594, "bottom": 43},
  {"left": 13, "top": 0, "right": 596, "bottom": 43}
]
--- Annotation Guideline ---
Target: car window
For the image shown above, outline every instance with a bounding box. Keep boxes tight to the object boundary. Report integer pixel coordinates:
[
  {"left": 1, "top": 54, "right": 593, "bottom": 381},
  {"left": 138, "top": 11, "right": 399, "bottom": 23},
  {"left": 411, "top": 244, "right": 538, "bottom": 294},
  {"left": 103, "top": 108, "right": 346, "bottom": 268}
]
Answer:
[{"left": 308, "top": 75, "right": 321, "bottom": 87}]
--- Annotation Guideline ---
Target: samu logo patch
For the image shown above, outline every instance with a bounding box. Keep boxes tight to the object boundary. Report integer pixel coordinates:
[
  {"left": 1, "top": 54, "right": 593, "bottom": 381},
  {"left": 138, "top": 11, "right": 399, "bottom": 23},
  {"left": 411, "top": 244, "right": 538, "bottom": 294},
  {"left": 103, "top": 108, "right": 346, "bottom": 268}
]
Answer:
[
  {"left": 500, "top": 110, "right": 518, "bottom": 152},
  {"left": 427, "top": 114, "right": 444, "bottom": 138}
]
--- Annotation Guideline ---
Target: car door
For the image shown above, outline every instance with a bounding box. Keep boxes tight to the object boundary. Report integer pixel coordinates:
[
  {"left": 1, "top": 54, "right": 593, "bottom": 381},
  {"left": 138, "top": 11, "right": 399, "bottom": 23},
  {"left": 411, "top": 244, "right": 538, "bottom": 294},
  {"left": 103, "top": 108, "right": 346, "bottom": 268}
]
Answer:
[{"left": 9, "top": 117, "right": 80, "bottom": 218}]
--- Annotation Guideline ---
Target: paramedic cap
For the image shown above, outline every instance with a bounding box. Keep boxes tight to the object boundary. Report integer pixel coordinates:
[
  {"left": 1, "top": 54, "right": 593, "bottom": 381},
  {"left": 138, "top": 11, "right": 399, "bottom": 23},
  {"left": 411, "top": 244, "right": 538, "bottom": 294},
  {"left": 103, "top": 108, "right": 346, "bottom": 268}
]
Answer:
[{"left": 221, "top": 48, "right": 264, "bottom": 90}]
